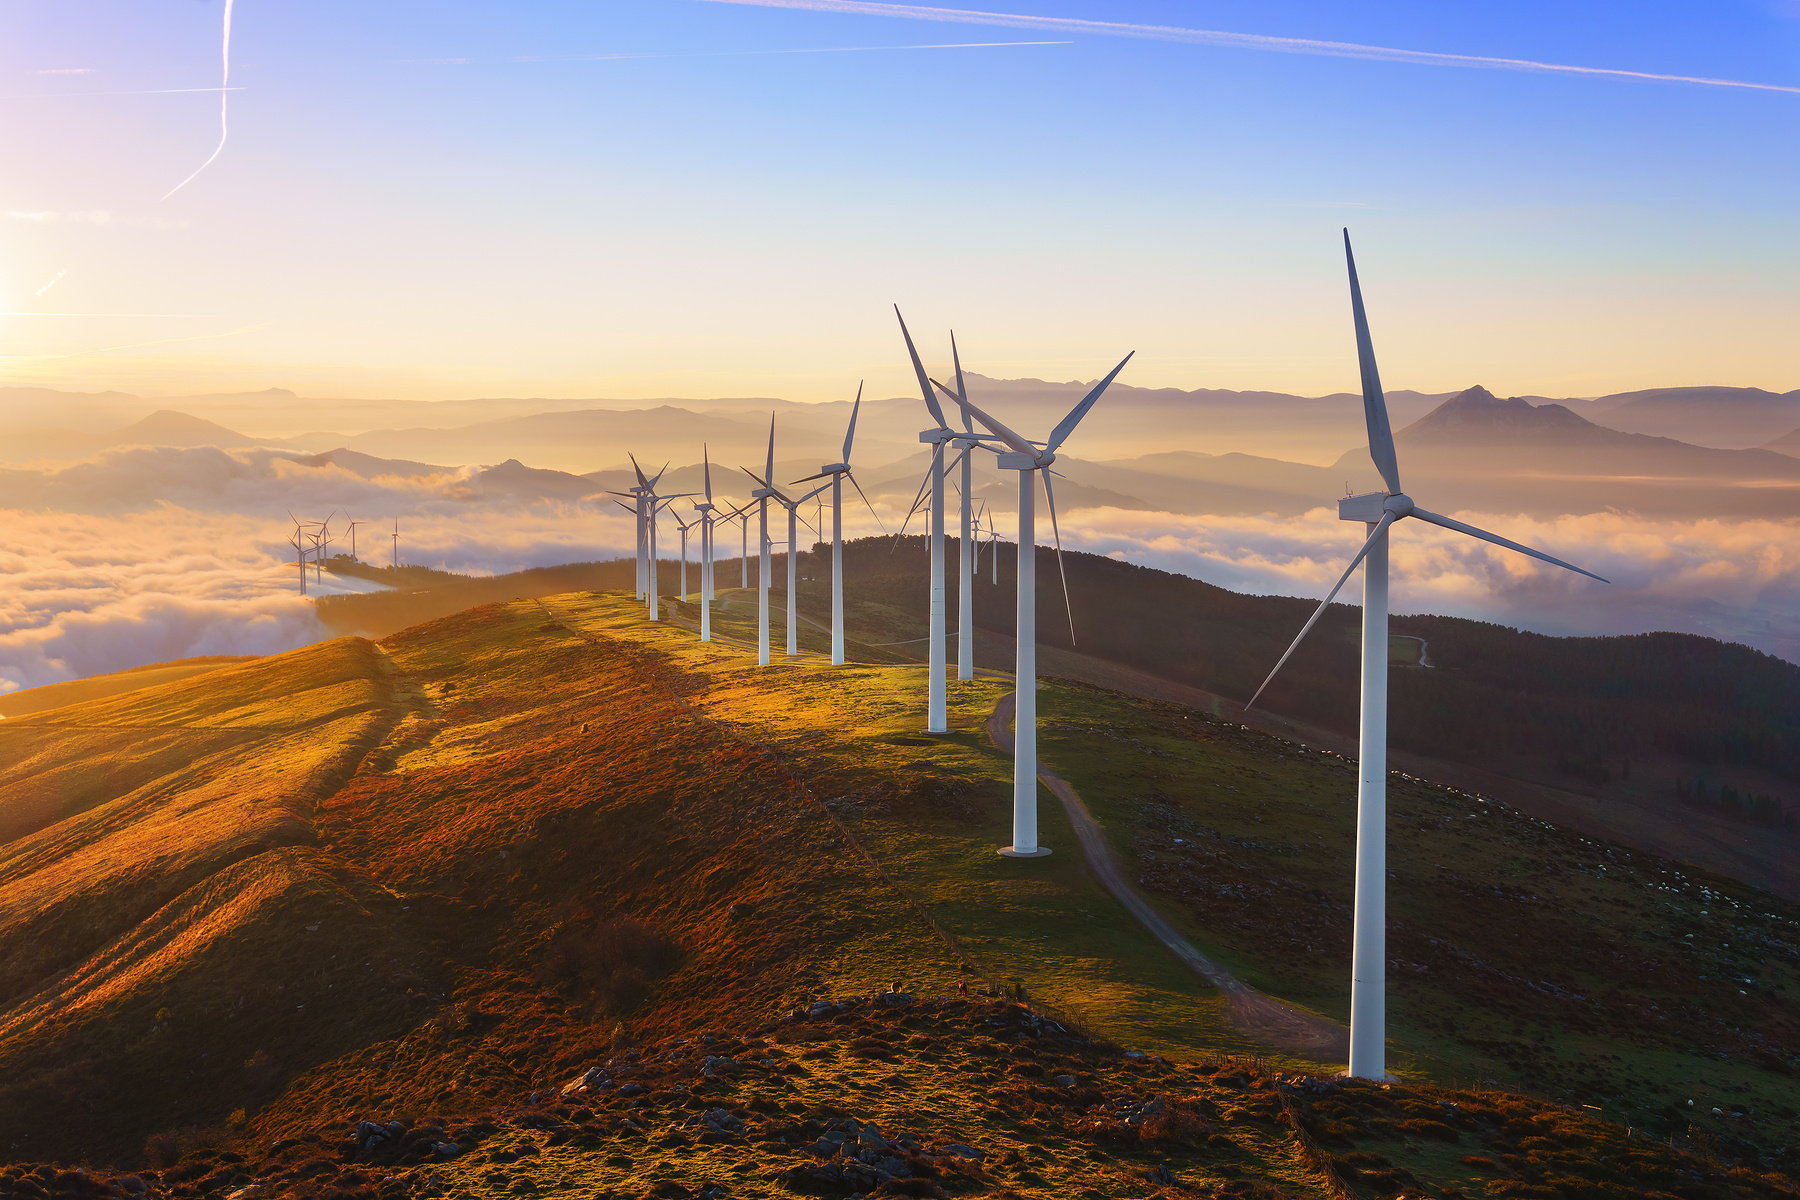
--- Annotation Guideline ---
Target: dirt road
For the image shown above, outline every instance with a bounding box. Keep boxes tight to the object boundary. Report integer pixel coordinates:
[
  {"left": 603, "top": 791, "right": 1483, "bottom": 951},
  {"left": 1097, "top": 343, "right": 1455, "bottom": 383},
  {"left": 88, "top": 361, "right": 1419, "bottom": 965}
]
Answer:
[{"left": 985, "top": 690, "right": 1349, "bottom": 1062}]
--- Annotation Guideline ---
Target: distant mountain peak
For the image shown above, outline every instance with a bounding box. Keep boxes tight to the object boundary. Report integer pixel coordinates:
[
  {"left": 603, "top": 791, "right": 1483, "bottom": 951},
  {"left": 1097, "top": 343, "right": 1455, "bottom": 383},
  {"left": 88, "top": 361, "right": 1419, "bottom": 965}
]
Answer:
[
  {"left": 1404, "top": 386, "right": 1595, "bottom": 439},
  {"left": 112, "top": 409, "right": 253, "bottom": 447}
]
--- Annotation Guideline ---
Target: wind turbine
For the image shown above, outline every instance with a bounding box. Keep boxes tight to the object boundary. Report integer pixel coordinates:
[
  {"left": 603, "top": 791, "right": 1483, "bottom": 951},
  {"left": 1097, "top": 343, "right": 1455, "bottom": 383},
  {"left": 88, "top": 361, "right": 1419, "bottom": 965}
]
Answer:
[
  {"left": 302, "top": 512, "right": 337, "bottom": 583},
  {"left": 747, "top": 466, "right": 828, "bottom": 659},
  {"left": 391, "top": 519, "right": 400, "bottom": 570},
  {"left": 286, "top": 512, "right": 315, "bottom": 594},
  {"left": 744, "top": 415, "right": 779, "bottom": 666},
  {"left": 345, "top": 518, "right": 362, "bottom": 564},
  {"left": 620, "top": 456, "right": 691, "bottom": 622},
  {"left": 695, "top": 446, "right": 719, "bottom": 642},
  {"left": 1247, "top": 230, "right": 1607, "bottom": 1081},
  {"left": 609, "top": 455, "right": 655, "bottom": 603},
  {"left": 895, "top": 308, "right": 961, "bottom": 733},
  {"left": 923, "top": 341, "right": 987, "bottom": 682},
  {"left": 947, "top": 350, "right": 1135, "bottom": 858},
  {"left": 790, "top": 383, "right": 886, "bottom": 665},
  {"left": 672, "top": 509, "right": 694, "bottom": 599}
]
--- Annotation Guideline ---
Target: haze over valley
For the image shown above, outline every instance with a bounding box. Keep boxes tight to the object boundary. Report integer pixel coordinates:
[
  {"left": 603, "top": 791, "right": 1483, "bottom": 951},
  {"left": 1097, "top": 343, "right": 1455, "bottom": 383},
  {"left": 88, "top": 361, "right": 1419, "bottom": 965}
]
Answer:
[{"left": 2, "top": 372, "right": 1797, "bottom": 698}]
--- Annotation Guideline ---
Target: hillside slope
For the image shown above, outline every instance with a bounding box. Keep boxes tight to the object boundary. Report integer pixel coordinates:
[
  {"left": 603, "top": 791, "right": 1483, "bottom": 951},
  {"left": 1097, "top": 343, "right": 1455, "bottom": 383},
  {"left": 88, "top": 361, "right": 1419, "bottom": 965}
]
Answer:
[{"left": 3, "top": 592, "right": 1797, "bottom": 1198}]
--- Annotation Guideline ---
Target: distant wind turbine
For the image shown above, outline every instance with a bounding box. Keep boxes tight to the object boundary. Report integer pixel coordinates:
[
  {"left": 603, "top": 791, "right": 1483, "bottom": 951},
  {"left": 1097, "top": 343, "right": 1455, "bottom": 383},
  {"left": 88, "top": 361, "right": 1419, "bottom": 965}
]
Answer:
[
  {"left": 790, "top": 382, "right": 886, "bottom": 665},
  {"left": 1247, "top": 229, "right": 1606, "bottom": 1081},
  {"left": 672, "top": 508, "right": 695, "bottom": 598},
  {"left": 948, "top": 348, "right": 1135, "bottom": 858},
  {"left": 745, "top": 416, "right": 780, "bottom": 666},
  {"left": 286, "top": 511, "right": 315, "bottom": 594},
  {"left": 695, "top": 446, "right": 719, "bottom": 642},
  {"left": 749, "top": 466, "right": 828, "bottom": 658}
]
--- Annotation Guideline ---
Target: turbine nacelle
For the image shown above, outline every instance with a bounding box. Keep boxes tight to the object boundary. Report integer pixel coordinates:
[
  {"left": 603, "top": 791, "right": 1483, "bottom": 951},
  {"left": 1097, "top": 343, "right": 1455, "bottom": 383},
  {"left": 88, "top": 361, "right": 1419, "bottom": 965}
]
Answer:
[
  {"left": 1338, "top": 491, "right": 1415, "bottom": 522},
  {"left": 918, "top": 428, "right": 957, "bottom": 445},
  {"left": 816, "top": 462, "right": 850, "bottom": 475},
  {"left": 996, "top": 450, "right": 1047, "bottom": 471}
]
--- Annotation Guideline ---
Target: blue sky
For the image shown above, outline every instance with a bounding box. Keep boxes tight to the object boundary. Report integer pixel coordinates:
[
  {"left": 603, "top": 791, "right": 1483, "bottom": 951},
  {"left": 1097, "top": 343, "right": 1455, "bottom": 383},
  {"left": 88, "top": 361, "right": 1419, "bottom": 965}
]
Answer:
[{"left": 2, "top": 0, "right": 1797, "bottom": 400}]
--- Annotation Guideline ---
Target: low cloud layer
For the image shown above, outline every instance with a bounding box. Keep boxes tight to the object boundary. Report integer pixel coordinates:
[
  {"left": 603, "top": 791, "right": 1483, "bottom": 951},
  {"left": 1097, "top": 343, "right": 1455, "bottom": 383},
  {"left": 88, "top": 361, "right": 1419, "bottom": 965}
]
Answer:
[
  {"left": 1, "top": 442, "right": 1794, "bottom": 696},
  {"left": 1060, "top": 507, "right": 1800, "bottom": 662}
]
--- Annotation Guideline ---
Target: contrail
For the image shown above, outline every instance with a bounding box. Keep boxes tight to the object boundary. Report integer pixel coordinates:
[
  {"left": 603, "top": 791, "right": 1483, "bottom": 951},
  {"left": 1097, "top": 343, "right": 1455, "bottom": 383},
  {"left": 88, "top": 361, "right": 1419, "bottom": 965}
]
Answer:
[
  {"left": 580, "top": 40, "right": 1070, "bottom": 60},
  {"left": 32, "top": 270, "right": 68, "bottom": 298},
  {"left": 402, "top": 40, "right": 1070, "bottom": 65},
  {"left": 700, "top": 0, "right": 1800, "bottom": 95},
  {"left": 161, "top": 0, "right": 237, "bottom": 200},
  {"left": 2, "top": 86, "right": 245, "bottom": 100}
]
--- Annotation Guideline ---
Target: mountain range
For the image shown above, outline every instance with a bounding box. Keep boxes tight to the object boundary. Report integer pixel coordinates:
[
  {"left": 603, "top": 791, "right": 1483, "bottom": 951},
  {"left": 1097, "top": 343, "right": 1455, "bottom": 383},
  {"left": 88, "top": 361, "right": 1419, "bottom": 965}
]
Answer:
[
  {"left": 8, "top": 383, "right": 1799, "bottom": 521},
  {"left": 7, "top": 376, "right": 1800, "bottom": 474}
]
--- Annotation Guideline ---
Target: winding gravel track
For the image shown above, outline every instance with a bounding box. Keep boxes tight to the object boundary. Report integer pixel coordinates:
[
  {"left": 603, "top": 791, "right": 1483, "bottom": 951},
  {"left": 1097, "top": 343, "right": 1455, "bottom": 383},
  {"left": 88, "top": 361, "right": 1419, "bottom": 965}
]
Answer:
[{"left": 985, "top": 690, "right": 1349, "bottom": 1061}]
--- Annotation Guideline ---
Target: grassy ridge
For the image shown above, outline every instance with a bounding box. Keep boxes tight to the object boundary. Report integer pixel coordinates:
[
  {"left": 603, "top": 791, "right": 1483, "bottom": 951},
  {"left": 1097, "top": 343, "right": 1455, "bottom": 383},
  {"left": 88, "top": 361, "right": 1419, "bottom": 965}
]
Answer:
[{"left": 0, "top": 590, "right": 1794, "bottom": 1198}]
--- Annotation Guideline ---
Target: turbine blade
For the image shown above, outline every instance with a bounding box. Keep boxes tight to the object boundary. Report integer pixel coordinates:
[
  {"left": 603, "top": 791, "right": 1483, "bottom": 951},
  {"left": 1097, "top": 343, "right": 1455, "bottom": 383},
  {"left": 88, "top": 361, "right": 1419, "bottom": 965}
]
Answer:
[
  {"left": 703, "top": 443, "right": 712, "bottom": 502},
  {"left": 765, "top": 412, "right": 776, "bottom": 485},
  {"left": 649, "top": 460, "right": 669, "bottom": 489},
  {"left": 950, "top": 330, "right": 972, "bottom": 432},
  {"left": 1345, "top": 229, "right": 1402, "bottom": 495},
  {"left": 629, "top": 452, "right": 648, "bottom": 489},
  {"left": 1246, "top": 512, "right": 1396, "bottom": 710},
  {"left": 789, "top": 470, "right": 835, "bottom": 485},
  {"left": 896, "top": 305, "right": 948, "bottom": 428},
  {"left": 612, "top": 500, "right": 635, "bottom": 514},
  {"left": 1046, "top": 351, "right": 1135, "bottom": 453},
  {"left": 843, "top": 381, "right": 862, "bottom": 463},
  {"left": 1410, "top": 506, "right": 1610, "bottom": 583},
  {"left": 954, "top": 393, "right": 1035, "bottom": 458},
  {"left": 894, "top": 458, "right": 934, "bottom": 540},
  {"left": 846, "top": 471, "right": 888, "bottom": 535},
  {"left": 1041, "top": 470, "right": 1076, "bottom": 645}
]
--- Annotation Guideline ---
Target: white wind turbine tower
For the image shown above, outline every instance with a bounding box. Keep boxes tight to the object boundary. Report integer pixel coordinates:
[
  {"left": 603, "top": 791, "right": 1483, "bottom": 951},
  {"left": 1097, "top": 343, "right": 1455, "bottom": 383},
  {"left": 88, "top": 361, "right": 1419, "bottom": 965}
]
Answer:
[
  {"left": 621, "top": 456, "right": 692, "bottom": 622},
  {"left": 896, "top": 308, "right": 966, "bottom": 733},
  {"left": 716, "top": 498, "right": 753, "bottom": 591},
  {"left": 747, "top": 466, "right": 828, "bottom": 658},
  {"left": 672, "top": 509, "right": 694, "bottom": 598},
  {"left": 789, "top": 383, "right": 886, "bottom": 666},
  {"left": 744, "top": 415, "right": 779, "bottom": 666},
  {"left": 948, "top": 351, "right": 1135, "bottom": 858},
  {"left": 306, "top": 512, "right": 336, "bottom": 583},
  {"left": 609, "top": 455, "right": 657, "bottom": 603},
  {"left": 928, "top": 343, "right": 983, "bottom": 681},
  {"left": 391, "top": 519, "right": 400, "bottom": 570},
  {"left": 695, "top": 446, "right": 719, "bottom": 642},
  {"left": 345, "top": 518, "right": 363, "bottom": 563},
  {"left": 286, "top": 512, "right": 315, "bottom": 594},
  {"left": 1247, "top": 229, "right": 1607, "bottom": 1081}
]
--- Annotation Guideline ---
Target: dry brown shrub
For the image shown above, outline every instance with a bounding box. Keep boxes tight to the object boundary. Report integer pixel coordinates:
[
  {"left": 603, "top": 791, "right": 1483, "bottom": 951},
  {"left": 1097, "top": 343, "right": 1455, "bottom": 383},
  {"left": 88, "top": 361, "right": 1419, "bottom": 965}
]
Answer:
[{"left": 537, "top": 915, "right": 682, "bottom": 1015}]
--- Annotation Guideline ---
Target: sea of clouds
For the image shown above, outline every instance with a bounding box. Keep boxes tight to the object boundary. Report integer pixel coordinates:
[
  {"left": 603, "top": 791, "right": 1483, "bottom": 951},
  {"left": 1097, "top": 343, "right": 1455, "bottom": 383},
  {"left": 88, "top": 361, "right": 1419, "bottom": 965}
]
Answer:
[
  {"left": 1, "top": 443, "right": 1796, "bottom": 695},
  {"left": 0, "top": 446, "right": 636, "bottom": 694}
]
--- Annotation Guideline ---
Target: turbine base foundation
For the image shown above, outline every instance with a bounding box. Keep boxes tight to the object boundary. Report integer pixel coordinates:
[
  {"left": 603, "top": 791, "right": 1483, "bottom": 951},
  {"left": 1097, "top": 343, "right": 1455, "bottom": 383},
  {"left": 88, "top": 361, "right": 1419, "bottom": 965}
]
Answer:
[{"left": 997, "top": 846, "right": 1052, "bottom": 859}]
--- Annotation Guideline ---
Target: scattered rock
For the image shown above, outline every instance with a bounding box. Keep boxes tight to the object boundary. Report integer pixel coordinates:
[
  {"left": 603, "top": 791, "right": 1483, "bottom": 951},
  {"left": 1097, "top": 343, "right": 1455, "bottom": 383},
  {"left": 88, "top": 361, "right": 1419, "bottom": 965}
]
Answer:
[{"left": 560, "top": 1065, "right": 613, "bottom": 1097}]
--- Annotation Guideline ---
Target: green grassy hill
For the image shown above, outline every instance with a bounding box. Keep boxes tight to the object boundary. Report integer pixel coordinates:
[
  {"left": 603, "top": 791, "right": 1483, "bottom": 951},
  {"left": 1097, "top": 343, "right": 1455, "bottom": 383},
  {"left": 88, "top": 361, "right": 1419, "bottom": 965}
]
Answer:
[{"left": 2, "top": 590, "right": 1795, "bottom": 1198}]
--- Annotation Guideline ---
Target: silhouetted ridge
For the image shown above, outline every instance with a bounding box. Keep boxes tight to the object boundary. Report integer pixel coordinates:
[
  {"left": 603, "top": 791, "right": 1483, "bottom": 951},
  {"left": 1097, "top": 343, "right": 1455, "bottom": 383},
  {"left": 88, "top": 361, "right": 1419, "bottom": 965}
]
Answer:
[
  {"left": 112, "top": 409, "right": 254, "bottom": 447},
  {"left": 1402, "top": 385, "right": 1596, "bottom": 439}
]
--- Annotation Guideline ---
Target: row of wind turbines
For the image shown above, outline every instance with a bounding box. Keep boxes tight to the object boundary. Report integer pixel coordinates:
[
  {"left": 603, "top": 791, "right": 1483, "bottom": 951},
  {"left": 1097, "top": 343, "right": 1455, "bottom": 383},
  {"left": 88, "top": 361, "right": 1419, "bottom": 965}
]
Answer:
[
  {"left": 285, "top": 513, "right": 402, "bottom": 593},
  {"left": 608, "top": 232, "right": 1607, "bottom": 1083}
]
